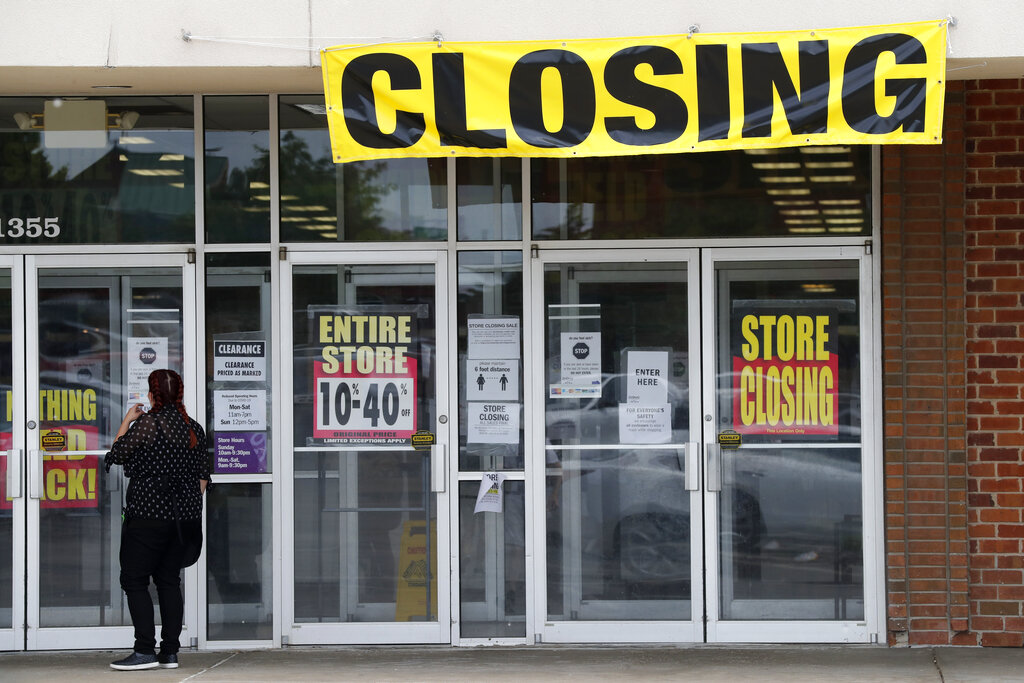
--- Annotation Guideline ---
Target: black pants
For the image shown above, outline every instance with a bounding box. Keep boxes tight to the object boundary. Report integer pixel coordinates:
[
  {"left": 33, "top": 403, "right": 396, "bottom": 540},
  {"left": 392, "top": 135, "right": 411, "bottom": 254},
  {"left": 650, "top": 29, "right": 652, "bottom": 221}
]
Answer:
[{"left": 119, "top": 518, "right": 186, "bottom": 655}]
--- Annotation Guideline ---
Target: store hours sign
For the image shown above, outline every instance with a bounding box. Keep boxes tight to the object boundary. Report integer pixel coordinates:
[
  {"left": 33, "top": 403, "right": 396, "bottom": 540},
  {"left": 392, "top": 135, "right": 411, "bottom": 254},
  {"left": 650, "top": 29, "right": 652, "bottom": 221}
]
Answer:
[{"left": 310, "top": 307, "right": 418, "bottom": 445}]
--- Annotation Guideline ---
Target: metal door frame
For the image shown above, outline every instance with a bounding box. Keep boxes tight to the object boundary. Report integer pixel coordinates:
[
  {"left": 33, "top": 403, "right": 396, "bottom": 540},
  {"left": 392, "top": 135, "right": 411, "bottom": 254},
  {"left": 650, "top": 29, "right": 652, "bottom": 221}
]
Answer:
[
  {"left": 529, "top": 247, "right": 703, "bottom": 644},
  {"left": 0, "top": 255, "right": 26, "bottom": 650},
  {"left": 280, "top": 248, "right": 452, "bottom": 645},
  {"left": 700, "top": 245, "right": 881, "bottom": 643},
  {"left": 24, "top": 252, "right": 197, "bottom": 651}
]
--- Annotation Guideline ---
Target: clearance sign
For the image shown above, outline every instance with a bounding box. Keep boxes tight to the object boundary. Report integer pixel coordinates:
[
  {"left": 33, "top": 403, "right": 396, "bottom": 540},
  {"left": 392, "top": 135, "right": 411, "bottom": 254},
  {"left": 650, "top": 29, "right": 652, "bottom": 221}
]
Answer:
[
  {"left": 731, "top": 303, "right": 848, "bottom": 436},
  {"left": 321, "top": 20, "right": 947, "bottom": 162}
]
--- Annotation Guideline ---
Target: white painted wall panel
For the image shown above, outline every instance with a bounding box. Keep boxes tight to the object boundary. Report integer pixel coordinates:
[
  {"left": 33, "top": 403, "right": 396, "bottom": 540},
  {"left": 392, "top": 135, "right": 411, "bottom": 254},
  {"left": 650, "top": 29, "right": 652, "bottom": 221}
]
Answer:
[{"left": 1, "top": 0, "right": 1021, "bottom": 92}]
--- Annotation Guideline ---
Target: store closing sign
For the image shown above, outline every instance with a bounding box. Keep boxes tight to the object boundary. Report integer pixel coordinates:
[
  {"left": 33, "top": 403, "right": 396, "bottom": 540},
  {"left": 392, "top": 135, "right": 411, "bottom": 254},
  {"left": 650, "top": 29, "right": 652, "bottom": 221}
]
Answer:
[
  {"left": 321, "top": 20, "right": 947, "bottom": 162},
  {"left": 731, "top": 300, "right": 854, "bottom": 436}
]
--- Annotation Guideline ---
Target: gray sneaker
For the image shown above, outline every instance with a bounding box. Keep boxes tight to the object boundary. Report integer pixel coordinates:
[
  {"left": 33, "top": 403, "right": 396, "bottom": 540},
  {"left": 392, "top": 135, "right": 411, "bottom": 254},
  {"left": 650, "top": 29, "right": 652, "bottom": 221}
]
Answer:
[
  {"left": 158, "top": 652, "right": 179, "bottom": 669},
  {"left": 110, "top": 652, "right": 159, "bottom": 670}
]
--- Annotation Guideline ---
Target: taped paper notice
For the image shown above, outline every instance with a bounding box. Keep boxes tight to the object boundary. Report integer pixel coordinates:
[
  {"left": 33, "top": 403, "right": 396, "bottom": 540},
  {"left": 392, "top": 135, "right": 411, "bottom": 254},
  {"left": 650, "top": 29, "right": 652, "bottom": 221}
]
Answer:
[{"left": 474, "top": 472, "right": 506, "bottom": 513}]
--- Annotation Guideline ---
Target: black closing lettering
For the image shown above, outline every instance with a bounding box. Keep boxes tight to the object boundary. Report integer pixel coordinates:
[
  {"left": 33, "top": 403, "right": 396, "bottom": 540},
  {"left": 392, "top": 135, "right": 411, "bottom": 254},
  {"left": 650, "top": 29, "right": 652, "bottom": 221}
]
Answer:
[
  {"left": 741, "top": 40, "right": 830, "bottom": 138},
  {"left": 842, "top": 33, "right": 927, "bottom": 134},
  {"left": 508, "top": 49, "right": 596, "bottom": 148},
  {"left": 603, "top": 45, "right": 686, "bottom": 146},
  {"left": 432, "top": 53, "right": 508, "bottom": 149},
  {"left": 341, "top": 53, "right": 425, "bottom": 149},
  {"left": 696, "top": 44, "right": 731, "bottom": 141}
]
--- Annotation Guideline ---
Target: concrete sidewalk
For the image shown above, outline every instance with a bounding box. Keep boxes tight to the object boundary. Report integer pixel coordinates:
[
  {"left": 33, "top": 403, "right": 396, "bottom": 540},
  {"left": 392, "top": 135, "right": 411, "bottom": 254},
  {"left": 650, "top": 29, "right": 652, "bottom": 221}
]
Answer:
[{"left": 3, "top": 646, "right": 1024, "bottom": 682}]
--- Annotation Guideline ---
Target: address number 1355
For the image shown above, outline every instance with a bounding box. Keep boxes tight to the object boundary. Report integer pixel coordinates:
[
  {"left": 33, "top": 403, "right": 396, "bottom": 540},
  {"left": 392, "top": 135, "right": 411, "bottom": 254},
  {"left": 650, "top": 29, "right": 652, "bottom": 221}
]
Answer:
[{"left": 1, "top": 217, "right": 61, "bottom": 238}]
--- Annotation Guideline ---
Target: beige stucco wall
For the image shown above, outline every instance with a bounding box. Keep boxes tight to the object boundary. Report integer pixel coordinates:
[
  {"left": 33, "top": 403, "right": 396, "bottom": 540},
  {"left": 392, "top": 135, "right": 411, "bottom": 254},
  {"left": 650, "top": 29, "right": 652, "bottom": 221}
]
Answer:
[{"left": 1, "top": 1, "right": 1020, "bottom": 93}]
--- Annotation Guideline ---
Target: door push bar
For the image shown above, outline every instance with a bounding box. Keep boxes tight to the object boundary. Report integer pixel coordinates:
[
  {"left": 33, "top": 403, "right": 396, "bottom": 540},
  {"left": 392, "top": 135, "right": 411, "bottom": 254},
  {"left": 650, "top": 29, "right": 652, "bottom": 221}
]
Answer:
[
  {"left": 684, "top": 442, "right": 700, "bottom": 491},
  {"left": 706, "top": 442, "right": 722, "bottom": 492},
  {"left": 4, "top": 449, "right": 22, "bottom": 499},
  {"left": 29, "top": 449, "right": 42, "bottom": 499},
  {"left": 430, "top": 443, "right": 446, "bottom": 493}
]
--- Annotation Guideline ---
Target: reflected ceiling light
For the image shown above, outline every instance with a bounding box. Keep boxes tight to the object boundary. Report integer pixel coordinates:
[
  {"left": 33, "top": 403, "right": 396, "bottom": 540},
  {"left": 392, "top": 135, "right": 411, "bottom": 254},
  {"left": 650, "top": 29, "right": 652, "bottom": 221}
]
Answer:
[
  {"left": 800, "top": 146, "right": 850, "bottom": 154},
  {"left": 819, "top": 199, "right": 862, "bottom": 206},
  {"left": 159, "top": 153, "right": 185, "bottom": 162},
  {"left": 802, "top": 283, "right": 836, "bottom": 291},
  {"left": 826, "top": 218, "right": 865, "bottom": 224},
  {"left": 280, "top": 195, "right": 299, "bottom": 201},
  {"left": 804, "top": 161, "right": 854, "bottom": 169},
  {"left": 780, "top": 209, "right": 820, "bottom": 216},
  {"left": 827, "top": 226, "right": 864, "bottom": 233},
  {"left": 252, "top": 195, "right": 271, "bottom": 201},
  {"left": 129, "top": 168, "right": 183, "bottom": 176},
  {"left": 760, "top": 176, "right": 806, "bottom": 183},
  {"left": 773, "top": 200, "right": 814, "bottom": 206},
  {"left": 751, "top": 162, "right": 801, "bottom": 170},
  {"left": 766, "top": 188, "right": 811, "bottom": 195},
  {"left": 168, "top": 182, "right": 185, "bottom": 189},
  {"left": 281, "top": 216, "right": 306, "bottom": 222},
  {"left": 743, "top": 148, "right": 781, "bottom": 155},
  {"left": 118, "top": 136, "right": 154, "bottom": 145},
  {"left": 785, "top": 218, "right": 823, "bottom": 225},
  {"left": 809, "top": 175, "right": 856, "bottom": 182},
  {"left": 823, "top": 208, "right": 863, "bottom": 215},
  {"left": 287, "top": 205, "right": 330, "bottom": 212},
  {"left": 249, "top": 181, "right": 269, "bottom": 189},
  {"left": 788, "top": 226, "right": 826, "bottom": 233},
  {"left": 119, "top": 154, "right": 129, "bottom": 162}
]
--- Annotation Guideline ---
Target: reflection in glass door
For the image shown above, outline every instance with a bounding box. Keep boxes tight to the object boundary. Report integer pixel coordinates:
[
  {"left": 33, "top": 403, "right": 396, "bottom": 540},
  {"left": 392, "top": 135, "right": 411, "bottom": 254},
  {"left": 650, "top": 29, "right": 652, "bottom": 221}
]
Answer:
[
  {"left": 25, "top": 255, "right": 195, "bottom": 650},
  {"left": 703, "top": 249, "right": 875, "bottom": 643},
  {"left": 283, "top": 252, "right": 449, "bottom": 645},
  {"left": 534, "top": 250, "right": 703, "bottom": 643}
]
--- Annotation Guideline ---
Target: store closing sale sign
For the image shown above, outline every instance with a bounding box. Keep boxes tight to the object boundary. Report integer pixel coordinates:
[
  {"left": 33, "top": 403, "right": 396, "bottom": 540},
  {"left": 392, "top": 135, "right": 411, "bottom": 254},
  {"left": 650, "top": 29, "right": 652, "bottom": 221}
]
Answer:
[
  {"left": 311, "top": 308, "right": 417, "bottom": 445},
  {"left": 322, "top": 20, "right": 947, "bottom": 162},
  {"left": 731, "top": 301, "right": 849, "bottom": 436}
]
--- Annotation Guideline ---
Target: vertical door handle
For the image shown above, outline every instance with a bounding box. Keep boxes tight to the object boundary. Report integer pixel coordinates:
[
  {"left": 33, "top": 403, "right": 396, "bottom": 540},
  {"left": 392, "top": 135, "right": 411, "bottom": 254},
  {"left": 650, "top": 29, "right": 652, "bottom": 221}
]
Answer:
[
  {"left": 683, "top": 442, "right": 700, "bottom": 491},
  {"left": 5, "top": 449, "right": 22, "bottom": 499},
  {"left": 29, "top": 449, "right": 43, "bottom": 499},
  {"left": 706, "top": 442, "right": 722, "bottom": 492},
  {"left": 430, "top": 444, "right": 447, "bottom": 493}
]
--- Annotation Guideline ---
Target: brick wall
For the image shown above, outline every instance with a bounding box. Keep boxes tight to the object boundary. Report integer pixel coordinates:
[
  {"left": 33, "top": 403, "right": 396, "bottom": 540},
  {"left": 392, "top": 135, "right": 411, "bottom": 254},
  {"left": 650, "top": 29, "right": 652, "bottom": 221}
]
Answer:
[
  {"left": 882, "top": 82, "right": 969, "bottom": 646},
  {"left": 964, "top": 77, "right": 1024, "bottom": 648},
  {"left": 884, "top": 78, "right": 1024, "bottom": 647}
]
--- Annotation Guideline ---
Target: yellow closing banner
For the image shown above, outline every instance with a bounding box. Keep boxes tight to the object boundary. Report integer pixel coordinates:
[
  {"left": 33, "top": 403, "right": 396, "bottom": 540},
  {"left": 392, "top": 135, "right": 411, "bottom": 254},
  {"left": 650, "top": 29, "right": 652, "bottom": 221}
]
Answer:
[{"left": 321, "top": 21, "right": 947, "bottom": 163}]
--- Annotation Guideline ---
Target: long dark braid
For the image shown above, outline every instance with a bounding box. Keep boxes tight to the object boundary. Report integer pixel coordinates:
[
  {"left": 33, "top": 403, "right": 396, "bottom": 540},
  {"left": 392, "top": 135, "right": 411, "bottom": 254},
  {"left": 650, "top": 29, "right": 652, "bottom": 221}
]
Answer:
[{"left": 148, "top": 369, "right": 198, "bottom": 448}]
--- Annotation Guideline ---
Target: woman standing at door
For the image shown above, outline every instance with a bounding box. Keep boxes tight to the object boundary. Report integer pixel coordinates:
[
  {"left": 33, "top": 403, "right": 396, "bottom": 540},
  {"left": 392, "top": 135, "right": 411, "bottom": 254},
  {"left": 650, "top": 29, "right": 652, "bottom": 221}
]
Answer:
[{"left": 103, "top": 369, "right": 209, "bottom": 671}]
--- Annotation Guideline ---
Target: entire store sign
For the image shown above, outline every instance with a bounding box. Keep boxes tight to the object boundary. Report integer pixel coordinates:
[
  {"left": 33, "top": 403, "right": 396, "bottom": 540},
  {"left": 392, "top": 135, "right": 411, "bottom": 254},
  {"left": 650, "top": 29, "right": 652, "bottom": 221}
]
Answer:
[
  {"left": 310, "top": 307, "right": 418, "bottom": 445},
  {"left": 321, "top": 20, "right": 947, "bottom": 162}
]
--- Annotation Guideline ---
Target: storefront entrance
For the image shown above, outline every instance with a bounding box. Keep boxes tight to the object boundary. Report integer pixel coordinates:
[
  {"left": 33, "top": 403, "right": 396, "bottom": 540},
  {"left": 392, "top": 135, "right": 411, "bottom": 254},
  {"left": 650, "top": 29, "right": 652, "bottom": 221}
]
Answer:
[
  {"left": 0, "top": 253, "right": 197, "bottom": 650},
  {"left": 533, "top": 246, "right": 877, "bottom": 643},
  {"left": 1, "top": 245, "right": 878, "bottom": 649}
]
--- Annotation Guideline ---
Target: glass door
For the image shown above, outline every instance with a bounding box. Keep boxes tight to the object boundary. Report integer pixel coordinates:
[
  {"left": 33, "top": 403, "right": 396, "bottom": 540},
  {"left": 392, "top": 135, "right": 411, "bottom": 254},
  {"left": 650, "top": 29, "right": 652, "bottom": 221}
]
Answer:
[
  {"left": 0, "top": 256, "right": 25, "bottom": 650},
  {"left": 532, "top": 246, "right": 878, "bottom": 644},
  {"left": 532, "top": 249, "right": 703, "bottom": 643},
  {"left": 24, "top": 253, "right": 197, "bottom": 650},
  {"left": 282, "top": 250, "right": 450, "bottom": 645},
  {"left": 702, "top": 247, "right": 877, "bottom": 643}
]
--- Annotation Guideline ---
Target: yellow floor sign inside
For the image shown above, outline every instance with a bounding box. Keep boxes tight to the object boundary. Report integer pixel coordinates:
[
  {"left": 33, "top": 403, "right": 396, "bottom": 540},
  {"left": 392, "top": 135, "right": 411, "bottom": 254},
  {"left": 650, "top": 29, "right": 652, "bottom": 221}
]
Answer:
[{"left": 395, "top": 519, "right": 437, "bottom": 621}]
